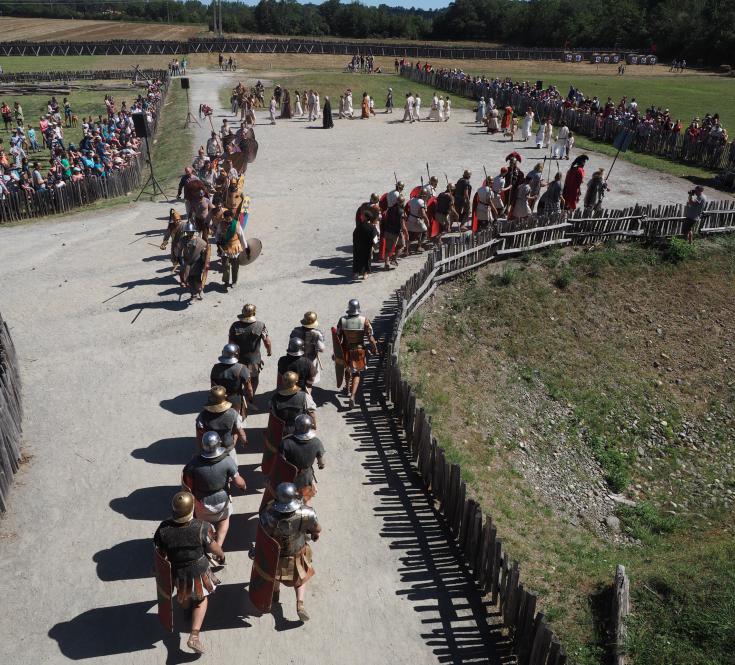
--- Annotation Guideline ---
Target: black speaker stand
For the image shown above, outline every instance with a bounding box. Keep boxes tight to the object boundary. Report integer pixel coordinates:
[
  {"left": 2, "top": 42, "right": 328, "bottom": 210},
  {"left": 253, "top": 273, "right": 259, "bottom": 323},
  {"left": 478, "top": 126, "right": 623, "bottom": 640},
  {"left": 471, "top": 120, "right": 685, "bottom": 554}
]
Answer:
[
  {"left": 184, "top": 87, "right": 199, "bottom": 127},
  {"left": 135, "top": 135, "right": 168, "bottom": 202}
]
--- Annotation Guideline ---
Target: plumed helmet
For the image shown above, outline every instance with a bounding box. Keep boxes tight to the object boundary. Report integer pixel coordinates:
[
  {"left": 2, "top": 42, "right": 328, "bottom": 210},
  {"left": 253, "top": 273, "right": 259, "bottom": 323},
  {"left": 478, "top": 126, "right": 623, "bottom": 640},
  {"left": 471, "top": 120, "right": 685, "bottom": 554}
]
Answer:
[
  {"left": 287, "top": 337, "right": 305, "bottom": 357},
  {"left": 273, "top": 482, "right": 301, "bottom": 513},
  {"left": 172, "top": 491, "right": 195, "bottom": 523},
  {"left": 281, "top": 371, "right": 299, "bottom": 390},
  {"left": 346, "top": 299, "right": 361, "bottom": 316},
  {"left": 218, "top": 343, "right": 239, "bottom": 364},
  {"left": 201, "top": 431, "right": 226, "bottom": 459},
  {"left": 294, "top": 414, "right": 315, "bottom": 440},
  {"left": 301, "top": 311, "right": 319, "bottom": 328},
  {"left": 184, "top": 221, "right": 197, "bottom": 234}
]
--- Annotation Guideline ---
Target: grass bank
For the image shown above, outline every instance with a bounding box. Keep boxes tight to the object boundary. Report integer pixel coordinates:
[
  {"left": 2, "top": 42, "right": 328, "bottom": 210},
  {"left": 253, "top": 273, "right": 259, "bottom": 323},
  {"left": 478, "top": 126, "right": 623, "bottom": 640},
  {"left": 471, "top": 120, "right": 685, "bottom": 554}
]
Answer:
[{"left": 400, "top": 236, "right": 735, "bottom": 664}]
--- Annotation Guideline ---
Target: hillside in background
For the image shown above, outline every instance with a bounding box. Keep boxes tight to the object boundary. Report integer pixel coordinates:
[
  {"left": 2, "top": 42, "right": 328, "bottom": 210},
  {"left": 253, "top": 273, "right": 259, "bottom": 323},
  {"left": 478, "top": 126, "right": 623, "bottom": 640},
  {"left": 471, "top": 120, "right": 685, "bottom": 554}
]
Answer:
[{"left": 0, "top": 0, "right": 733, "bottom": 66}]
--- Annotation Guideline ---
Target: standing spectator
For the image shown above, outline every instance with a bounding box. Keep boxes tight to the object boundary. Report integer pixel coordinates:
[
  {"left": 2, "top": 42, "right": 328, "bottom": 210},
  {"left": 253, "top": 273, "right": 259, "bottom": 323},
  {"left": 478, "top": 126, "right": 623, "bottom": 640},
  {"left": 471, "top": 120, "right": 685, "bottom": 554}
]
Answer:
[{"left": 683, "top": 185, "right": 707, "bottom": 244}]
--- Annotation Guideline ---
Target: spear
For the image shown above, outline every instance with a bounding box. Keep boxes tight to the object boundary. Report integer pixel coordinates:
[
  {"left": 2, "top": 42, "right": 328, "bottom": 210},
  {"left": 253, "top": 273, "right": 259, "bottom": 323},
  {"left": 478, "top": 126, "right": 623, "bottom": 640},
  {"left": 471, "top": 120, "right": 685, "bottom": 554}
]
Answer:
[
  {"left": 426, "top": 162, "right": 431, "bottom": 181},
  {"left": 483, "top": 165, "right": 489, "bottom": 186},
  {"left": 394, "top": 171, "right": 398, "bottom": 186}
]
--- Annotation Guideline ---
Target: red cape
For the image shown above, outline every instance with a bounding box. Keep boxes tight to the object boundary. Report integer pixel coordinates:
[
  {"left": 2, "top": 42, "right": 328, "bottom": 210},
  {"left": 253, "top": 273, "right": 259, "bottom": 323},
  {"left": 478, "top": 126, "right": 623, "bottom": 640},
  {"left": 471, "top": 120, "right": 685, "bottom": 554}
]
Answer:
[{"left": 563, "top": 167, "right": 584, "bottom": 210}]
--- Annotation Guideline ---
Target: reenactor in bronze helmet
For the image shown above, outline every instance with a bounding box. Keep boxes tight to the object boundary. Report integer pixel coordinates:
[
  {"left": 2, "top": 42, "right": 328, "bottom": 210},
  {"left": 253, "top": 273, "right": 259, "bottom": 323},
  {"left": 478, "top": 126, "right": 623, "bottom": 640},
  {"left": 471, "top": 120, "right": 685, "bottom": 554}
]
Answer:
[
  {"left": 335, "top": 299, "right": 378, "bottom": 408},
  {"left": 228, "top": 303, "right": 272, "bottom": 395}
]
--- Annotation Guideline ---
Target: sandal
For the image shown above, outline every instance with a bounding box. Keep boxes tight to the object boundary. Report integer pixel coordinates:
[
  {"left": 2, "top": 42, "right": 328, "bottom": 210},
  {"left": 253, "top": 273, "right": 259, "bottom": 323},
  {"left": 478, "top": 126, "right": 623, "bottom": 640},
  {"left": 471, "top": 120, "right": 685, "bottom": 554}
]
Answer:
[
  {"left": 296, "top": 601, "right": 310, "bottom": 622},
  {"left": 187, "top": 631, "right": 205, "bottom": 654}
]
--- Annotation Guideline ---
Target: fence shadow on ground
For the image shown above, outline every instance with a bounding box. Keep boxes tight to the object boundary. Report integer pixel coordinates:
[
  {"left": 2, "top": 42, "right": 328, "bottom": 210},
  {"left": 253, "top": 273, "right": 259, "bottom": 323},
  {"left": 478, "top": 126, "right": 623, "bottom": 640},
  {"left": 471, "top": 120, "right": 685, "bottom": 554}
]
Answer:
[{"left": 343, "top": 297, "right": 513, "bottom": 665}]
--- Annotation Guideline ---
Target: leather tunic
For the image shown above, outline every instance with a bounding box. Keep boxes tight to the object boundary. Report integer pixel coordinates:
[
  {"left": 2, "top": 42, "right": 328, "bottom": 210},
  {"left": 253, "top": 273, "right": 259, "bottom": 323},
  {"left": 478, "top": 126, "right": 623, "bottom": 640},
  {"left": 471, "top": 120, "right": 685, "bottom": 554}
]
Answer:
[
  {"left": 229, "top": 320, "right": 266, "bottom": 364},
  {"left": 154, "top": 518, "right": 210, "bottom": 573}
]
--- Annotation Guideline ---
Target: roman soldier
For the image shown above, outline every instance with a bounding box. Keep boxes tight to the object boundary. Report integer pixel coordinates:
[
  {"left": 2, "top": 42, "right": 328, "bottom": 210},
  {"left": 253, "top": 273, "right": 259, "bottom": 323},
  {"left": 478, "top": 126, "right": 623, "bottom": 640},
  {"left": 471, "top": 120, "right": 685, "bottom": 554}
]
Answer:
[
  {"left": 563, "top": 155, "right": 589, "bottom": 211},
  {"left": 160, "top": 209, "right": 186, "bottom": 273},
  {"left": 503, "top": 153, "right": 525, "bottom": 216},
  {"left": 270, "top": 371, "right": 317, "bottom": 434},
  {"left": 472, "top": 177, "right": 498, "bottom": 232},
  {"left": 277, "top": 338, "right": 316, "bottom": 391},
  {"left": 180, "top": 222, "right": 209, "bottom": 302},
  {"left": 210, "top": 343, "right": 253, "bottom": 421},
  {"left": 454, "top": 170, "right": 472, "bottom": 231},
  {"left": 182, "top": 432, "right": 246, "bottom": 551},
  {"left": 583, "top": 167, "right": 608, "bottom": 214},
  {"left": 228, "top": 303, "right": 272, "bottom": 395},
  {"left": 336, "top": 299, "right": 378, "bottom": 408},
  {"left": 279, "top": 414, "right": 325, "bottom": 503},
  {"left": 195, "top": 386, "right": 247, "bottom": 454},
  {"left": 215, "top": 208, "right": 247, "bottom": 289},
  {"left": 289, "top": 311, "right": 326, "bottom": 386},
  {"left": 259, "top": 482, "right": 321, "bottom": 621},
  {"left": 154, "top": 491, "right": 225, "bottom": 654},
  {"left": 386, "top": 180, "right": 405, "bottom": 208}
]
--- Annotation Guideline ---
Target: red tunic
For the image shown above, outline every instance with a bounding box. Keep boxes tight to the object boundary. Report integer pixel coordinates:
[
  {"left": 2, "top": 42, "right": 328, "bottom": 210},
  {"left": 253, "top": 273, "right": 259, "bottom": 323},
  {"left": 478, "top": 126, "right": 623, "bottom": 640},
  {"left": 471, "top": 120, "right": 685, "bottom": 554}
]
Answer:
[{"left": 563, "top": 167, "right": 585, "bottom": 210}]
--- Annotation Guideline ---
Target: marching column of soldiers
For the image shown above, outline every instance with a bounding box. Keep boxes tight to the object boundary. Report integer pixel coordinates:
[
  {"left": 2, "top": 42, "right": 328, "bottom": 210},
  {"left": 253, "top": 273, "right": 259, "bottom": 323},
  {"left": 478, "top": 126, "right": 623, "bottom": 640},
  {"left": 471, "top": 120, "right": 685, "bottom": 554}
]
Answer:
[{"left": 153, "top": 299, "right": 377, "bottom": 654}]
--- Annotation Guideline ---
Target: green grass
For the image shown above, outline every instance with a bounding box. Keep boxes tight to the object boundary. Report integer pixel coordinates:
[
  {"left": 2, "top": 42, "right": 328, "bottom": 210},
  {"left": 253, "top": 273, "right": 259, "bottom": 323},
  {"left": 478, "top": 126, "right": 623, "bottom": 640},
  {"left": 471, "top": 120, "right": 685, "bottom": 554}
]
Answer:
[{"left": 149, "top": 82, "right": 195, "bottom": 189}]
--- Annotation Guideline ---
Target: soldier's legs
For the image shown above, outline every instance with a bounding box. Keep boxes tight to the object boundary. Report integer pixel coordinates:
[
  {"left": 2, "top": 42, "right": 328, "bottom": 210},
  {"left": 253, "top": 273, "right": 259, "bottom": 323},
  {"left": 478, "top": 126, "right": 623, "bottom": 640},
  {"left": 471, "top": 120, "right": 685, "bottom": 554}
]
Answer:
[
  {"left": 349, "top": 373, "right": 361, "bottom": 407},
  {"left": 296, "top": 583, "right": 309, "bottom": 621},
  {"left": 231, "top": 258, "right": 240, "bottom": 285},
  {"left": 222, "top": 257, "right": 231, "bottom": 285},
  {"left": 188, "top": 597, "right": 208, "bottom": 653},
  {"left": 214, "top": 515, "right": 230, "bottom": 547}
]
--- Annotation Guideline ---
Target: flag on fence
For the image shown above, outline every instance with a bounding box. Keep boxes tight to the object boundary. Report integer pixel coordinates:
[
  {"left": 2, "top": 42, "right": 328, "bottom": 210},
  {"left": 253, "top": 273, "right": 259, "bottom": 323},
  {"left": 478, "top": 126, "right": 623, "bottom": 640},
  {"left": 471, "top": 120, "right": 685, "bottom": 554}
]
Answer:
[{"left": 613, "top": 129, "right": 634, "bottom": 153}]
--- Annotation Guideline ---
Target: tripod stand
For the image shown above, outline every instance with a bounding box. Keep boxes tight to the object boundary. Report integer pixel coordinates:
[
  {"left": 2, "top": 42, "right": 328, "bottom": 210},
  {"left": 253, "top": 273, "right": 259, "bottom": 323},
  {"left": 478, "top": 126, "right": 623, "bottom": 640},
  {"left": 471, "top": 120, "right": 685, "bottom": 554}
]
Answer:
[
  {"left": 135, "top": 134, "right": 168, "bottom": 202},
  {"left": 184, "top": 87, "right": 199, "bottom": 127}
]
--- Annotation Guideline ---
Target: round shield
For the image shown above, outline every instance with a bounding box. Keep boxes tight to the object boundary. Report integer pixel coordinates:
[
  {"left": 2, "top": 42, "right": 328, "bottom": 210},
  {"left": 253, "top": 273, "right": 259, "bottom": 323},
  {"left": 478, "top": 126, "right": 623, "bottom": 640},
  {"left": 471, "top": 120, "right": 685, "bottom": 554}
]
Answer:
[
  {"left": 244, "top": 138, "right": 259, "bottom": 164},
  {"left": 238, "top": 238, "right": 262, "bottom": 266}
]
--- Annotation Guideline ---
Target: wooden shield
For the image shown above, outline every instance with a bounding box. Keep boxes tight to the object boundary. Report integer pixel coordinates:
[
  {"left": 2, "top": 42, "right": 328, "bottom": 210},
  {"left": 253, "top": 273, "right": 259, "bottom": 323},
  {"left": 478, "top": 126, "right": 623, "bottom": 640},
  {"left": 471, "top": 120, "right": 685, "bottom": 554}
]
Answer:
[
  {"left": 410, "top": 185, "right": 422, "bottom": 199},
  {"left": 238, "top": 238, "right": 262, "bottom": 266},
  {"left": 332, "top": 326, "right": 345, "bottom": 388},
  {"left": 259, "top": 454, "right": 298, "bottom": 512},
  {"left": 262, "top": 412, "right": 285, "bottom": 475},
  {"left": 249, "top": 522, "right": 280, "bottom": 613},
  {"left": 471, "top": 191, "right": 479, "bottom": 233},
  {"left": 243, "top": 138, "right": 259, "bottom": 164},
  {"left": 154, "top": 547, "right": 174, "bottom": 632},
  {"left": 379, "top": 192, "right": 388, "bottom": 213}
]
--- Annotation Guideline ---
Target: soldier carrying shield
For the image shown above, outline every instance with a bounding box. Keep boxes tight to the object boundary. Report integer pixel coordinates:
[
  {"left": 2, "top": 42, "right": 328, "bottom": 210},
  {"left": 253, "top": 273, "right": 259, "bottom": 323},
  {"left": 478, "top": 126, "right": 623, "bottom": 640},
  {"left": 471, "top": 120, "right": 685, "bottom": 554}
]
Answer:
[
  {"left": 153, "top": 491, "right": 225, "bottom": 654},
  {"left": 335, "top": 299, "right": 378, "bottom": 409}
]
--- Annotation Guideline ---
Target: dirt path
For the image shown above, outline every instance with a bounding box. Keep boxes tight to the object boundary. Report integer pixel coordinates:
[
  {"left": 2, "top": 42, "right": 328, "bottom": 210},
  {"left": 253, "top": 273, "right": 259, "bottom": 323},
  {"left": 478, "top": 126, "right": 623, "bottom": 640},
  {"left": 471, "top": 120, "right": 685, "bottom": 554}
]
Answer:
[{"left": 0, "top": 69, "right": 723, "bottom": 664}]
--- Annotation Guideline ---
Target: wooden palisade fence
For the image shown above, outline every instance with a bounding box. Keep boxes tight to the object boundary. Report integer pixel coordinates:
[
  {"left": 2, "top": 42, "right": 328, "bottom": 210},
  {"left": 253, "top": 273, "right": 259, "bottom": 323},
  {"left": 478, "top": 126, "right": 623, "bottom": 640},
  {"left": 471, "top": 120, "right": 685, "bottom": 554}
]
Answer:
[
  {"left": 0, "top": 68, "right": 167, "bottom": 84},
  {"left": 0, "top": 312, "right": 22, "bottom": 513},
  {"left": 401, "top": 67, "right": 735, "bottom": 173},
  {"left": 378, "top": 200, "right": 735, "bottom": 662},
  {"left": 0, "top": 71, "right": 170, "bottom": 224}
]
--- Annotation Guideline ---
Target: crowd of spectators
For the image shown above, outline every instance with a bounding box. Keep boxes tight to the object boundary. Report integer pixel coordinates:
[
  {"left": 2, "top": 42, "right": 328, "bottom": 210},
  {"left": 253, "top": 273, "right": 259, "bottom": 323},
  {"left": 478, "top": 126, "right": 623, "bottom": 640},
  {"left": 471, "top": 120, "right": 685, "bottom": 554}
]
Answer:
[{"left": 0, "top": 78, "right": 165, "bottom": 202}]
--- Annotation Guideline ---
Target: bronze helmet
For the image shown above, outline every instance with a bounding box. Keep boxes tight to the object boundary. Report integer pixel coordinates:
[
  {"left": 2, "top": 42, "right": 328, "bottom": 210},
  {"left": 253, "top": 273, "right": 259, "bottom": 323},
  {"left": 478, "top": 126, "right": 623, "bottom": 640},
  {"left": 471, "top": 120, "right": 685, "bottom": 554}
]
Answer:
[
  {"left": 281, "top": 371, "right": 299, "bottom": 389},
  {"left": 239, "top": 303, "right": 257, "bottom": 321},
  {"left": 172, "top": 491, "right": 195, "bottom": 523},
  {"left": 301, "top": 311, "right": 319, "bottom": 328}
]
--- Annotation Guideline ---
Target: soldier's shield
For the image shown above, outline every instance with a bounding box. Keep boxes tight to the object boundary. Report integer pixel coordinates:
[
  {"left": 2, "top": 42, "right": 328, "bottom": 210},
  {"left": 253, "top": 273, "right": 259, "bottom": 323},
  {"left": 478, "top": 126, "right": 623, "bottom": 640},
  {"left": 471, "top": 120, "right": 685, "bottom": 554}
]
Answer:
[
  {"left": 471, "top": 191, "right": 479, "bottom": 233},
  {"left": 249, "top": 522, "right": 280, "bottom": 612},
  {"left": 378, "top": 192, "right": 388, "bottom": 213},
  {"left": 410, "top": 185, "right": 422, "bottom": 198},
  {"left": 228, "top": 152, "right": 247, "bottom": 174},
  {"left": 259, "top": 455, "right": 298, "bottom": 512},
  {"left": 378, "top": 193, "right": 389, "bottom": 260},
  {"left": 427, "top": 196, "right": 439, "bottom": 238},
  {"left": 154, "top": 547, "right": 174, "bottom": 632},
  {"left": 238, "top": 237, "right": 262, "bottom": 266},
  {"left": 331, "top": 326, "right": 345, "bottom": 388},
  {"left": 262, "top": 412, "right": 285, "bottom": 475},
  {"left": 243, "top": 138, "right": 259, "bottom": 164}
]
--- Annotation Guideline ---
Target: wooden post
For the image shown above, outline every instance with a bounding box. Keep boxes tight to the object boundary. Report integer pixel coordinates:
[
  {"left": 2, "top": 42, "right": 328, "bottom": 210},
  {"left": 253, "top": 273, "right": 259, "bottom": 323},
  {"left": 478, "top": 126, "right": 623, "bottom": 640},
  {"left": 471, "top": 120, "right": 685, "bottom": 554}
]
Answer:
[{"left": 612, "top": 564, "right": 630, "bottom": 665}]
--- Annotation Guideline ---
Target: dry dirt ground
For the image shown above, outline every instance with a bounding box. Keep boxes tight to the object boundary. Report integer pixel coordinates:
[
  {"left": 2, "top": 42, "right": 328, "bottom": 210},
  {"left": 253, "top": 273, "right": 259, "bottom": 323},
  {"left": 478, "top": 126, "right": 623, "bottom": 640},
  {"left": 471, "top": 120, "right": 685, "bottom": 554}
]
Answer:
[
  {"left": 0, "top": 17, "right": 205, "bottom": 42},
  {"left": 0, "top": 69, "right": 730, "bottom": 664}
]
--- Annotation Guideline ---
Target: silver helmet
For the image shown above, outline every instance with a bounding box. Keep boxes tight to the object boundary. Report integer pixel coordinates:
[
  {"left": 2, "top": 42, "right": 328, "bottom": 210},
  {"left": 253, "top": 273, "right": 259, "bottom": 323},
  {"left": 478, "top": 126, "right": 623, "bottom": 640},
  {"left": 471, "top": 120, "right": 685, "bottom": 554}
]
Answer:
[
  {"left": 183, "top": 221, "right": 197, "bottom": 234},
  {"left": 346, "top": 299, "right": 361, "bottom": 316},
  {"left": 218, "top": 343, "right": 239, "bottom": 365},
  {"left": 293, "top": 414, "right": 315, "bottom": 441},
  {"left": 200, "top": 431, "right": 226, "bottom": 459},
  {"left": 287, "top": 337, "right": 305, "bottom": 357},
  {"left": 273, "top": 482, "right": 301, "bottom": 513}
]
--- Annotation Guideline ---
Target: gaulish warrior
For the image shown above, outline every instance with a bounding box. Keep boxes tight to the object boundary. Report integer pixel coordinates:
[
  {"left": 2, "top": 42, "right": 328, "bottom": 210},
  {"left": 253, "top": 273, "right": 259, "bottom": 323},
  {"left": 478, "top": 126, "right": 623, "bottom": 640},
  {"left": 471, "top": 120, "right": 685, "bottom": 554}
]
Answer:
[
  {"left": 279, "top": 414, "right": 325, "bottom": 503},
  {"left": 289, "top": 311, "right": 326, "bottom": 386},
  {"left": 259, "top": 482, "right": 321, "bottom": 621},
  {"left": 182, "top": 431, "right": 246, "bottom": 552},
  {"left": 180, "top": 222, "right": 209, "bottom": 302},
  {"left": 229, "top": 304, "right": 272, "bottom": 395},
  {"left": 215, "top": 208, "right": 247, "bottom": 289},
  {"left": 270, "top": 371, "right": 317, "bottom": 435},
  {"left": 160, "top": 209, "right": 186, "bottom": 273},
  {"left": 210, "top": 343, "right": 253, "bottom": 423},
  {"left": 336, "top": 299, "right": 378, "bottom": 408},
  {"left": 154, "top": 491, "right": 225, "bottom": 654}
]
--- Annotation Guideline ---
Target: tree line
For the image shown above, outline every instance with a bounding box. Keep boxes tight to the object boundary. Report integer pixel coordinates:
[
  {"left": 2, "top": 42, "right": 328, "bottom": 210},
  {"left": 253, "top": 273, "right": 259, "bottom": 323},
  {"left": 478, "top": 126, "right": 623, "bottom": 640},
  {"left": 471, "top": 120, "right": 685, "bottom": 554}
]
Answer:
[{"left": 1, "top": 0, "right": 733, "bottom": 67}]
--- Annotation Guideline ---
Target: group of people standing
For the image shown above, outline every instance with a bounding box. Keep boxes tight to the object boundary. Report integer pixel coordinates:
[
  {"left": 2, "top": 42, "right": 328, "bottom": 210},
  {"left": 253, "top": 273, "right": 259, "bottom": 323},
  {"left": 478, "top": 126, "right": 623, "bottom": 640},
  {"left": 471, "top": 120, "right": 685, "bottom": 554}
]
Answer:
[
  {"left": 397, "top": 90, "right": 451, "bottom": 122},
  {"left": 153, "top": 298, "right": 379, "bottom": 653}
]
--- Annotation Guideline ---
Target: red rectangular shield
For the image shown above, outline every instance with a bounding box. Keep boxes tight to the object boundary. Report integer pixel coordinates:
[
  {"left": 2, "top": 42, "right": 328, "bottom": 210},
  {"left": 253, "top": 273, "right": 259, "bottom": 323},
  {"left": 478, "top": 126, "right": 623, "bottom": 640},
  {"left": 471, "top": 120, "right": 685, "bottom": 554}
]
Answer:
[
  {"left": 249, "top": 522, "right": 280, "bottom": 612},
  {"left": 154, "top": 547, "right": 174, "bottom": 632},
  {"left": 262, "top": 412, "right": 284, "bottom": 475},
  {"left": 259, "top": 455, "right": 298, "bottom": 512}
]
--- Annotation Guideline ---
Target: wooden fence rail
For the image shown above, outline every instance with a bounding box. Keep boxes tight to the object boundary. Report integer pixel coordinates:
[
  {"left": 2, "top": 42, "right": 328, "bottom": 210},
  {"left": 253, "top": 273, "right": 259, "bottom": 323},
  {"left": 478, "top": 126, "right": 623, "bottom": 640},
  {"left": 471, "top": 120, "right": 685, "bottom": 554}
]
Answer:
[
  {"left": 376, "top": 198, "right": 735, "bottom": 662},
  {"left": 401, "top": 67, "right": 735, "bottom": 173},
  {"left": 0, "top": 68, "right": 168, "bottom": 83},
  {"left": 0, "top": 312, "right": 22, "bottom": 513}
]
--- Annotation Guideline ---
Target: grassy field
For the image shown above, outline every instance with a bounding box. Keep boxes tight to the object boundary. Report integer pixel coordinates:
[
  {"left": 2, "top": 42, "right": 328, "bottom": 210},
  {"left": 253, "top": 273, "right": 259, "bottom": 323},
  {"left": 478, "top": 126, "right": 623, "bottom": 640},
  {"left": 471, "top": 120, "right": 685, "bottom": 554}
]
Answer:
[{"left": 400, "top": 237, "right": 735, "bottom": 664}]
